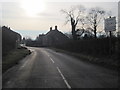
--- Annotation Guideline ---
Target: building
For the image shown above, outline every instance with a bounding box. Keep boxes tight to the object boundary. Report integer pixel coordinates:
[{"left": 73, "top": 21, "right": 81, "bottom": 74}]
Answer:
[
  {"left": 2, "top": 26, "right": 21, "bottom": 55},
  {"left": 36, "top": 34, "right": 45, "bottom": 46},
  {"left": 37, "top": 26, "right": 69, "bottom": 46}
]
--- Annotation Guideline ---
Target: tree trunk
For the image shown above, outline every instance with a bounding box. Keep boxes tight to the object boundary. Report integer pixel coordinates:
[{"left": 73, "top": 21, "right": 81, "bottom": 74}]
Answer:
[
  {"left": 94, "top": 26, "right": 97, "bottom": 38},
  {"left": 72, "top": 25, "right": 77, "bottom": 40},
  {"left": 70, "top": 17, "right": 77, "bottom": 40},
  {"left": 94, "top": 19, "right": 97, "bottom": 38}
]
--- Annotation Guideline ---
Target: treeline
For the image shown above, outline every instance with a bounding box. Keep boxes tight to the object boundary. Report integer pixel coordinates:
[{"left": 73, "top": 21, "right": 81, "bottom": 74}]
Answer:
[
  {"left": 2, "top": 26, "right": 21, "bottom": 56},
  {"left": 54, "top": 37, "right": 120, "bottom": 60},
  {"left": 25, "top": 39, "right": 39, "bottom": 47}
]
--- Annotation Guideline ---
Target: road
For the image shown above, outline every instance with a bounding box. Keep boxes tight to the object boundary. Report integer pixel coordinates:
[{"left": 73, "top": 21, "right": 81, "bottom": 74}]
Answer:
[{"left": 3, "top": 47, "right": 118, "bottom": 88}]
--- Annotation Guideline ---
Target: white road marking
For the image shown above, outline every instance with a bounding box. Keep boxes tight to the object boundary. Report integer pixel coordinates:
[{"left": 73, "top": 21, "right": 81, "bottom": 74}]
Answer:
[
  {"left": 45, "top": 52, "right": 54, "bottom": 64},
  {"left": 56, "top": 67, "right": 71, "bottom": 89},
  {"left": 43, "top": 51, "right": 50, "bottom": 57},
  {"left": 50, "top": 57, "right": 55, "bottom": 63}
]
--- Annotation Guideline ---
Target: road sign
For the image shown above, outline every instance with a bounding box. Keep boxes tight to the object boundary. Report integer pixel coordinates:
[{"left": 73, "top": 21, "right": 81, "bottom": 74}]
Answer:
[
  {"left": 119, "top": 2, "right": 120, "bottom": 32},
  {"left": 104, "top": 17, "right": 116, "bottom": 32}
]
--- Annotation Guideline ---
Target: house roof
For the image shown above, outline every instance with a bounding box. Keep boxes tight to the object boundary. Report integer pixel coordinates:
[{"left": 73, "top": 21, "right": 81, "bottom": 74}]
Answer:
[{"left": 46, "top": 29, "right": 68, "bottom": 40}]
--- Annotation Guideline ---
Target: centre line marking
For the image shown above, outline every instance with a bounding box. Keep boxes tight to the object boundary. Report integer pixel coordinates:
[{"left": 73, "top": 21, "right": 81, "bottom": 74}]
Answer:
[
  {"left": 56, "top": 67, "right": 71, "bottom": 89},
  {"left": 50, "top": 57, "right": 55, "bottom": 63}
]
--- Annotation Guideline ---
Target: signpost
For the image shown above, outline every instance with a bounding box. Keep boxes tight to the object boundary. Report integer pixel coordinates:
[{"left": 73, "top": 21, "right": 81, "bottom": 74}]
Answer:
[
  {"left": 118, "top": 2, "right": 120, "bottom": 36},
  {"left": 104, "top": 16, "right": 116, "bottom": 37},
  {"left": 104, "top": 16, "right": 116, "bottom": 55}
]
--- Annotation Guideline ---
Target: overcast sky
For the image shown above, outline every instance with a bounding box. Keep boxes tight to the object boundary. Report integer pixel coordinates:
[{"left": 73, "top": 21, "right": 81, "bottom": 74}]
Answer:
[{"left": 0, "top": 0, "right": 119, "bottom": 39}]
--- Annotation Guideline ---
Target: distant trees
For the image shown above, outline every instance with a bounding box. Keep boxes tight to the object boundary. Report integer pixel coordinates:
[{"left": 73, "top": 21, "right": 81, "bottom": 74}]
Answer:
[
  {"left": 86, "top": 7, "right": 106, "bottom": 38},
  {"left": 22, "top": 37, "right": 36, "bottom": 47},
  {"left": 61, "top": 6, "right": 106, "bottom": 39},
  {"left": 61, "top": 5, "right": 86, "bottom": 40}
]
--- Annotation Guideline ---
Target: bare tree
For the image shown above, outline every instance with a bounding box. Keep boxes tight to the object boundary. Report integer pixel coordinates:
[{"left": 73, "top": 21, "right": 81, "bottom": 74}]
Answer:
[
  {"left": 61, "top": 5, "right": 86, "bottom": 40},
  {"left": 86, "top": 7, "right": 105, "bottom": 38}
]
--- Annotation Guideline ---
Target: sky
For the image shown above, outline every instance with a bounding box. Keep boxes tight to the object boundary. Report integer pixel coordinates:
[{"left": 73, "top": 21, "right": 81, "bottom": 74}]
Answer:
[{"left": 0, "top": 0, "right": 119, "bottom": 39}]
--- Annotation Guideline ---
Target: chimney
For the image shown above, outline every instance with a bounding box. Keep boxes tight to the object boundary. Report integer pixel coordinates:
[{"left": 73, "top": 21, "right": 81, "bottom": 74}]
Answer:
[
  {"left": 55, "top": 25, "right": 58, "bottom": 30},
  {"left": 50, "top": 27, "right": 52, "bottom": 31}
]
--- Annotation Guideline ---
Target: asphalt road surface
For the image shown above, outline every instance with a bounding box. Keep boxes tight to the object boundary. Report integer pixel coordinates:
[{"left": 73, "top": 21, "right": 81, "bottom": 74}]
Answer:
[{"left": 3, "top": 47, "right": 118, "bottom": 88}]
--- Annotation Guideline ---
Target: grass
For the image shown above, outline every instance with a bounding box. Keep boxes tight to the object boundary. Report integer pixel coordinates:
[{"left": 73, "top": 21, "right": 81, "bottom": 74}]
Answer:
[
  {"left": 51, "top": 48, "right": 118, "bottom": 71},
  {"left": 2, "top": 47, "right": 31, "bottom": 73}
]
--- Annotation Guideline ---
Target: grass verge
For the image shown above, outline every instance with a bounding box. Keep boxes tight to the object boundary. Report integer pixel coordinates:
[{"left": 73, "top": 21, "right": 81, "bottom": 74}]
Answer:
[
  {"left": 51, "top": 48, "right": 118, "bottom": 71},
  {"left": 2, "top": 47, "right": 31, "bottom": 73}
]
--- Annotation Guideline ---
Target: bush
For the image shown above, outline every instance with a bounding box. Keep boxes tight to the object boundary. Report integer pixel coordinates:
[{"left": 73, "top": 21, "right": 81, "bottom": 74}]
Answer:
[{"left": 54, "top": 37, "right": 119, "bottom": 58}]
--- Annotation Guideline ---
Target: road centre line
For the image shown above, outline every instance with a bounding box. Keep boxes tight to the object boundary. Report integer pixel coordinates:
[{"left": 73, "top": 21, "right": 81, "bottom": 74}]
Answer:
[
  {"left": 50, "top": 57, "right": 55, "bottom": 63},
  {"left": 45, "top": 51, "right": 71, "bottom": 88},
  {"left": 43, "top": 51, "right": 49, "bottom": 56},
  {"left": 45, "top": 52, "right": 55, "bottom": 64},
  {"left": 56, "top": 67, "right": 71, "bottom": 89}
]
